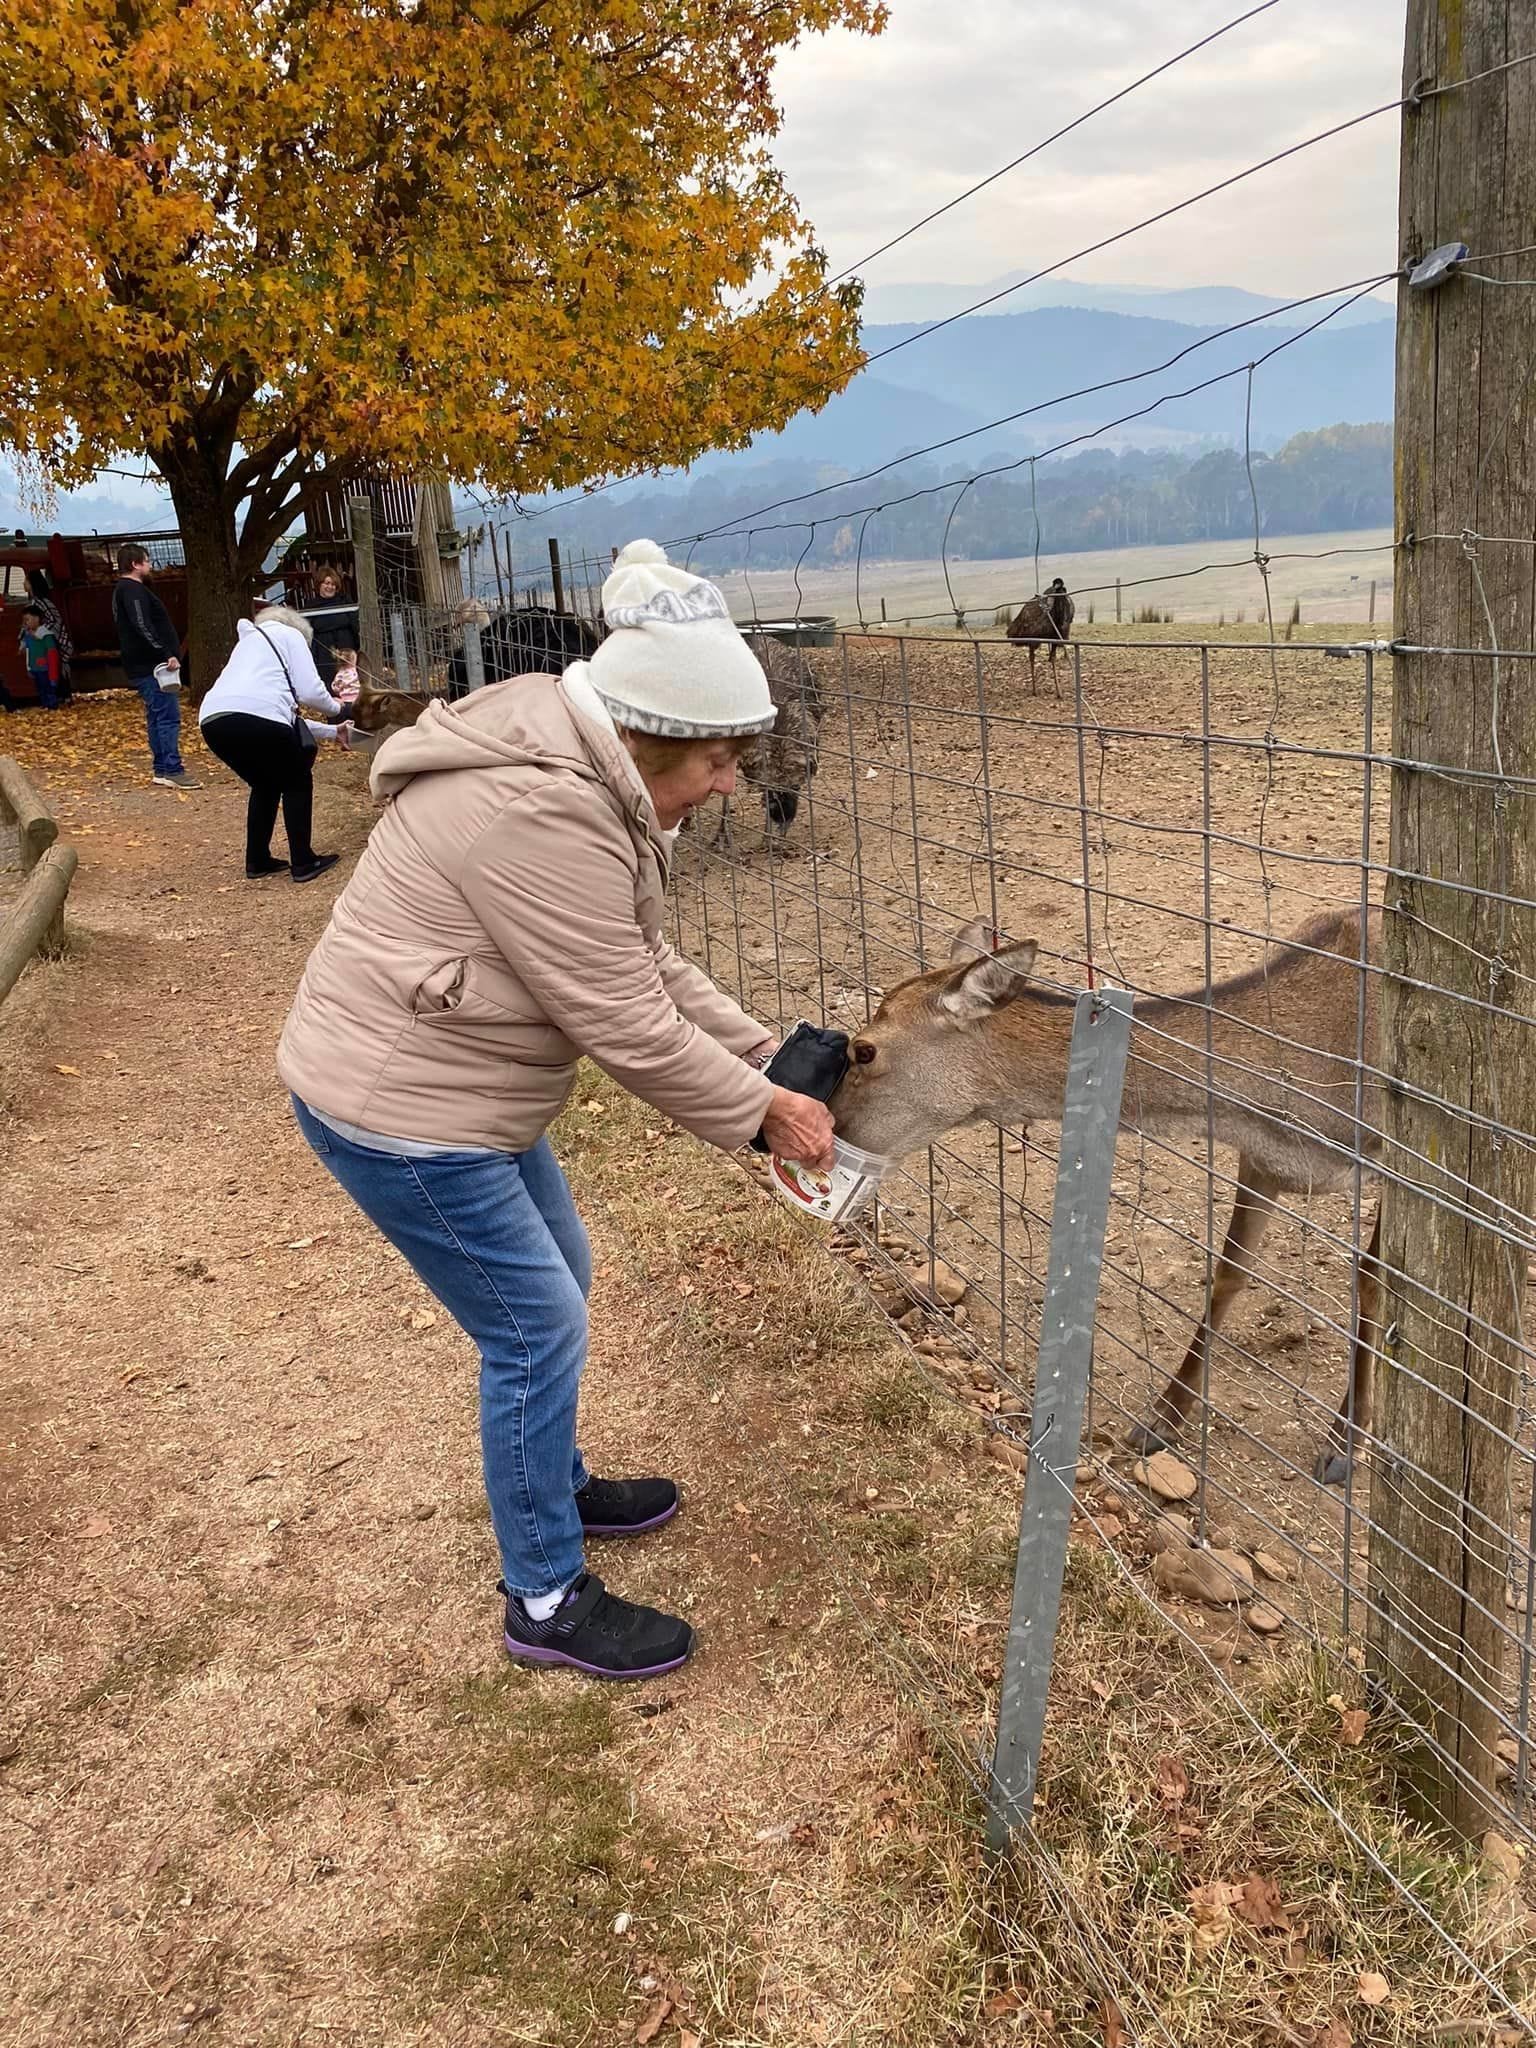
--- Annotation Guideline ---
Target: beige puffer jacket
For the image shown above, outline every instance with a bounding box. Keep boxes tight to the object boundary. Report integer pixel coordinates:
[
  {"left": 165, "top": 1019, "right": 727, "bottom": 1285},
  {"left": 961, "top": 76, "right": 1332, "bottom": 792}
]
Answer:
[{"left": 277, "top": 673, "right": 774, "bottom": 1152}]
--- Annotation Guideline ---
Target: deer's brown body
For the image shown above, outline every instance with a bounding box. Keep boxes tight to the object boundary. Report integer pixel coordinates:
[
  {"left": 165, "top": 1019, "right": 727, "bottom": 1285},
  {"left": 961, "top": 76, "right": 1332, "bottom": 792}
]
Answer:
[{"left": 831, "top": 907, "right": 1381, "bottom": 1479}]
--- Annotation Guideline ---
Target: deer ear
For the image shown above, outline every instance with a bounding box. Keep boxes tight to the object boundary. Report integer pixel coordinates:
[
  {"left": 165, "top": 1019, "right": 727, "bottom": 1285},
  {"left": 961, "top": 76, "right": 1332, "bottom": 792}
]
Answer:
[
  {"left": 951, "top": 919, "right": 998, "bottom": 964},
  {"left": 940, "top": 940, "right": 1039, "bottom": 1019}
]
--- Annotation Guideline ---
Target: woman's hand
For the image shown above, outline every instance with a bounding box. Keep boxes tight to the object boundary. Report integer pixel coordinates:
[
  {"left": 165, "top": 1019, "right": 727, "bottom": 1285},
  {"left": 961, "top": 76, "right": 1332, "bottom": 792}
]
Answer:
[
  {"left": 762, "top": 1087, "right": 836, "bottom": 1171},
  {"left": 743, "top": 1037, "right": 778, "bottom": 1072},
  {"left": 335, "top": 720, "right": 355, "bottom": 750}
]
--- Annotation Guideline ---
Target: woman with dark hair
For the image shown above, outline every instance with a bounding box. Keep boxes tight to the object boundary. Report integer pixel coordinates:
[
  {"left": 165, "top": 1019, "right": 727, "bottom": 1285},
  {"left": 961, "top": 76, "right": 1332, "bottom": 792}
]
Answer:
[{"left": 302, "top": 566, "right": 359, "bottom": 687}]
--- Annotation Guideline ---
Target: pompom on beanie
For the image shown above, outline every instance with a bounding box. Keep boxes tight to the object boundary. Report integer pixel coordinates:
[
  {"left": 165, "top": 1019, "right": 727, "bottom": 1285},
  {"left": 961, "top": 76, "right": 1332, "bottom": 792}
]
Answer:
[{"left": 588, "top": 540, "right": 776, "bottom": 739}]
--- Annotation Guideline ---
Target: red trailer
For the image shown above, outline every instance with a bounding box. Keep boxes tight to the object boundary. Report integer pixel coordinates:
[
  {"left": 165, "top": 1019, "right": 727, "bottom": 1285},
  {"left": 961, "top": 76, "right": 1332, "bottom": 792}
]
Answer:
[{"left": 0, "top": 530, "right": 190, "bottom": 705}]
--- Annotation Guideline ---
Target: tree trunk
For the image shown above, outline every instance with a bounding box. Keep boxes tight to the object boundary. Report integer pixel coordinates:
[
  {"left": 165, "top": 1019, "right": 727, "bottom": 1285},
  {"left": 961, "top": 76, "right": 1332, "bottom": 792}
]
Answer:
[
  {"left": 161, "top": 454, "right": 245, "bottom": 698},
  {"left": 1370, "top": 0, "right": 1536, "bottom": 1842}
]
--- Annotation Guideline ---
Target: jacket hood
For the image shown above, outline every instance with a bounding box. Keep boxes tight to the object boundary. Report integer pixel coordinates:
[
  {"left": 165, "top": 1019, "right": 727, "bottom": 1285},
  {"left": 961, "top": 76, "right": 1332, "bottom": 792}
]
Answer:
[{"left": 369, "top": 673, "right": 666, "bottom": 858}]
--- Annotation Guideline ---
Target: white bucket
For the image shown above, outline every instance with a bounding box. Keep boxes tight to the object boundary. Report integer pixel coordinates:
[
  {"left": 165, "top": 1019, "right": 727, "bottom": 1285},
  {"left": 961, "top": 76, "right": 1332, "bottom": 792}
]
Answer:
[
  {"left": 153, "top": 662, "right": 181, "bottom": 692},
  {"left": 768, "top": 1137, "right": 888, "bottom": 1225}
]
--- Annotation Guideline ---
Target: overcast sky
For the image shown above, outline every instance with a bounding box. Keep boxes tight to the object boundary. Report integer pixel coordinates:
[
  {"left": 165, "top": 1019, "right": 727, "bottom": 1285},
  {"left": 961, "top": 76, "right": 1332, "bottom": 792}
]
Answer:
[
  {"left": 4, "top": 0, "right": 1408, "bottom": 525},
  {"left": 772, "top": 0, "right": 1404, "bottom": 298}
]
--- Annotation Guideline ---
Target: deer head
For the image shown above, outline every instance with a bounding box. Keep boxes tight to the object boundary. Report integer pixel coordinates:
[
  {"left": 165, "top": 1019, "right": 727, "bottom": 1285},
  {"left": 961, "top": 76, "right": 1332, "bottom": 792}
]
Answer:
[{"left": 830, "top": 920, "right": 1043, "bottom": 1159}]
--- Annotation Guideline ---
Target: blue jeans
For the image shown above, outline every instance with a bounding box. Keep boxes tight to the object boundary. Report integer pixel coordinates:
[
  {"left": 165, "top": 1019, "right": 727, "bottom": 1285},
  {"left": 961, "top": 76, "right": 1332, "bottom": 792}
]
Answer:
[
  {"left": 292, "top": 1099, "right": 591, "bottom": 1598},
  {"left": 132, "top": 674, "right": 184, "bottom": 777}
]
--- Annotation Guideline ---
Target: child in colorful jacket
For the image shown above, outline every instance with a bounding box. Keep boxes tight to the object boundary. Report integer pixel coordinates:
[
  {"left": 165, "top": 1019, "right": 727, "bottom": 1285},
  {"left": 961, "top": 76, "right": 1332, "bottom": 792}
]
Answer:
[{"left": 17, "top": 608, "right": 61, "bottom": 709}]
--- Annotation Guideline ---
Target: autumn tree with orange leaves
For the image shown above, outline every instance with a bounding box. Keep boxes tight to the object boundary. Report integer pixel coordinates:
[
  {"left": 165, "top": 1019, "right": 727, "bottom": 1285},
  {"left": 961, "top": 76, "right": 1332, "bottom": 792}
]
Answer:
[{"left": 0, "top": 1, "right": 882, "bottom": 678}]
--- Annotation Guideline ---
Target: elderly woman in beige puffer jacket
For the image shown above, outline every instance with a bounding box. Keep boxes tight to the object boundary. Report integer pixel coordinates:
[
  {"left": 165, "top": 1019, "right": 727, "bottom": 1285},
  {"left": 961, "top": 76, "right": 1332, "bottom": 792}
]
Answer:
[{"left": 278, "top": 542, "right": 834, "bottom": 1682}]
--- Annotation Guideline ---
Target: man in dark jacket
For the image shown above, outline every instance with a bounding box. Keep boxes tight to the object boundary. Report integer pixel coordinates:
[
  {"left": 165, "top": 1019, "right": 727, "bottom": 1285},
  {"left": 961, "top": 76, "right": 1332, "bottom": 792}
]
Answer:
[{"left": 113, "top": 544, "right": 198, "bottom": 788}]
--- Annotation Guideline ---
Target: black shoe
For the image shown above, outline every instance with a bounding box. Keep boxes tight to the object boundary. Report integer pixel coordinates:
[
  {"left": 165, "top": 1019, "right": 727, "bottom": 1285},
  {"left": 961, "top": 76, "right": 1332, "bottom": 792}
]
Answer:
[
  {"left": 291, "top": 853, "right": 340, "bottom": 884},
  {"left": 245, "top": 858, "right": 290, "bottom": 878},
  {"left": 501, "top": 1572, "right": 694, "bottom": 1680},
  {"left": 575, "top": 1475, "right": 679, "bottom": 1537}
]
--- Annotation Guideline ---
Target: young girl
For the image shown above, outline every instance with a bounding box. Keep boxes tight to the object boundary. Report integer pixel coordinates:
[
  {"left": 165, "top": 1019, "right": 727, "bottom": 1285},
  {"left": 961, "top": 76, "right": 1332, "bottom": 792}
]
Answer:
[{"left": 330, "top": 646, "right": 361, "bottom": 708}]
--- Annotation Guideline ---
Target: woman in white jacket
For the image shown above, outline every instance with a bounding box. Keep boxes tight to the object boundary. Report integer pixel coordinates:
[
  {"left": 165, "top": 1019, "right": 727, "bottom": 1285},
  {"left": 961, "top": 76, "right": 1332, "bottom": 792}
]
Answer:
[{"left": 200, "top": 605, "right": 353, "bottom": 882}]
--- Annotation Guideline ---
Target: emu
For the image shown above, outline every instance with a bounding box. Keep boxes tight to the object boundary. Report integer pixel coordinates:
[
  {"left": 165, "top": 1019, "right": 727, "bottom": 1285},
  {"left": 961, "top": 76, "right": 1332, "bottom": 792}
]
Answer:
[
  {"left": 1007, "top": 577, "right": 1075, "bottom": 692},
  {"left": 709, "top": 633, "right": 826, "bottom": 854},
  {"left": 830, "top": 907, "right": 1382, "bottom": 1483},
  {"left": 445, "top": 605, "right": 599, "bottom": 695}
]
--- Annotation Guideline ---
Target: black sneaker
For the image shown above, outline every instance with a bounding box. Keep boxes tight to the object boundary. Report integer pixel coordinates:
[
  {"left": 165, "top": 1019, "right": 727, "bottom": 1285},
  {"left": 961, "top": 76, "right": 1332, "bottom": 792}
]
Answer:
[
  {"left": 501, "top": 1572, "right": 694, "bottom": 1680},
  {"left": 246, "top": 858, "right": 290, "bottom": 878},
  {"left": 291, "top": 853, "right": 340, "bottom": 884},
  {"left": 575, "top": 1475, "right": 679, "bottom": 1536}
]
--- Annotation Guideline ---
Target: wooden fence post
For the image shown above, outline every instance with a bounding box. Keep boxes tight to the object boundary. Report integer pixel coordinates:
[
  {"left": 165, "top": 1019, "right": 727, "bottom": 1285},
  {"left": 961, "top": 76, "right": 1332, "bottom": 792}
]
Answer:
[
  {"left": 347, "top": 495, "right": 385, "bottom": 679},
  {"left": 1369, "top": 0, "right": 1536, "bottom": 1840}
]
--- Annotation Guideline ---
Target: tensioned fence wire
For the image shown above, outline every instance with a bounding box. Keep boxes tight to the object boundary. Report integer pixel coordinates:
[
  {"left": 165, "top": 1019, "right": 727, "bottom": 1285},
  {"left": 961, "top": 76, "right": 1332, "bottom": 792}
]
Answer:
[{"left": 663, "top": 611, "right": 1536, "bottom": 2034}]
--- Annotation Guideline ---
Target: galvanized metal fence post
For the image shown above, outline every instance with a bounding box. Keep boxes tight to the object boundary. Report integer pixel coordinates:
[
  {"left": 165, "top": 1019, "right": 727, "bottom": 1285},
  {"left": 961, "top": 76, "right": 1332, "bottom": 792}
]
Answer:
[
  {"left": 988, "top": 985, "right": 1134, "bottom": 1852},
  {"left": 389, "top": 609, "right": 412, "bottom": 693},
  {"left": 461, "top": 621, "right": 486, "bottom": 693}
]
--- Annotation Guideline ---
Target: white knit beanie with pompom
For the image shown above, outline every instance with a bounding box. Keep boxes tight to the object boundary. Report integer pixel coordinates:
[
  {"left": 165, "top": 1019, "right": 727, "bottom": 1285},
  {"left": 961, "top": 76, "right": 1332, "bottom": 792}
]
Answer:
[{"left": 587, "top": 539, "right": 776, "bottom": 738}]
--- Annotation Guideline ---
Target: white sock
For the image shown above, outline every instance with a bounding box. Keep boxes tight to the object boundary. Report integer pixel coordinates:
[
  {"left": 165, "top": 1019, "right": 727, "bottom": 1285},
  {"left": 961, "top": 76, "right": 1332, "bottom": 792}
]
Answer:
[{"left": 521, "top": 1584, "right": 569, "bottom": 1623}]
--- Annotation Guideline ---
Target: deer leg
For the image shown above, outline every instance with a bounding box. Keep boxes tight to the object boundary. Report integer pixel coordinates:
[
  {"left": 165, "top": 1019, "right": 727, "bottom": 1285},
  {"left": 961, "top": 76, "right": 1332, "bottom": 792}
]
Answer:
[
  {"left": 1127, "top": 1160, "right": 1282, "bottom": 1453},
  {"left": 1315, "top": 1199, "right": 1382, "bottom": 1486},
  {"left": 1049, "top": 640, "right": 1062, "bottom": 702}
]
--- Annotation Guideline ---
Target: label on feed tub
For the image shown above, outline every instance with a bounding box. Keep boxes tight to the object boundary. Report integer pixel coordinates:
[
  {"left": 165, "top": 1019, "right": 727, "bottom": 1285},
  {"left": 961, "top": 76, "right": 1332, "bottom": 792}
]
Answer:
[{"left": 769, "top": 1152, "right": 877, "bottom": 1225}]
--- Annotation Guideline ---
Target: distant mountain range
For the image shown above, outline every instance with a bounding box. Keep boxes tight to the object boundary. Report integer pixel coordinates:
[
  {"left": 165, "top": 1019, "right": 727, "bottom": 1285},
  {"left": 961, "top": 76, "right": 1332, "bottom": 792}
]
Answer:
[
  {"left": 528, "top": 296, "right": 1396, "bottom": 537},
  {"left": 5, "top": 278, "right": 1398, "bottom": 546},
  {"left": 856, "top": 272, "right": 1396, "bottom": 330}
]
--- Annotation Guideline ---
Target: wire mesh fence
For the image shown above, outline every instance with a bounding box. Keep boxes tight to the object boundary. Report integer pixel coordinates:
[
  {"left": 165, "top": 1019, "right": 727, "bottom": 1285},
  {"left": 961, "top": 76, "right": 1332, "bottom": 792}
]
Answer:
[{"left": 658, "top": 614, "right": 1536, "bottom": 2021}]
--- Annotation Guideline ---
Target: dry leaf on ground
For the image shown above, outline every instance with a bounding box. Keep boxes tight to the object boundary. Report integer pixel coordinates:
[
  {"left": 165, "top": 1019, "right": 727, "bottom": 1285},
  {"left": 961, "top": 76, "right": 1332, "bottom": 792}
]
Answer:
[
  {"left": 1336, "top": 1707, "right": 1368, "bottom": 1746},
  {"left": 1154, "top": 1753, "right": 1190, "bottom": 1806},
  {"left": 1101, "top": 1994, "right": 1127, "bottom": 2047},
  {"left": 1232, "top": 1872, "right": 1290, "bottom": 1932},
  {"left": 635, "top": 1997, "right": 673, "bottom": 2044},
  {"left": 1356, "top": 1971, "right": 1389, "bottom": 2005}
]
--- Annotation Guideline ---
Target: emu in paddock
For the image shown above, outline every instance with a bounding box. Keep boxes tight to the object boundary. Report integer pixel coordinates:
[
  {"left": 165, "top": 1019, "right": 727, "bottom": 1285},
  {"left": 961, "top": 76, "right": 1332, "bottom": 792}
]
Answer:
[
  {"left": 707, "top": 633, "right": 826, "bottom": 855},
  {"left": 830, "top": 907, "right": 1383, "bottom": 1482},
  {"left": 1007, "top": 578, "right": 1075, "bottom": 691},
  {"left": 445, "top": 605, "right": 599, "bottom": 694}
]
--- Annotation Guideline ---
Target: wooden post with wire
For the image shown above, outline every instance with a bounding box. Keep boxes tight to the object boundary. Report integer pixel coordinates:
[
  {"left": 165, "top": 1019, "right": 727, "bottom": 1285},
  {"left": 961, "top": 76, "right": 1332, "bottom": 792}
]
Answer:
[
  {"left": 547, "top": 537, "right": 566, "bottom": 615},
  {"left": 1369, "top": 0, "right": 1536, "bottom": 1841}
]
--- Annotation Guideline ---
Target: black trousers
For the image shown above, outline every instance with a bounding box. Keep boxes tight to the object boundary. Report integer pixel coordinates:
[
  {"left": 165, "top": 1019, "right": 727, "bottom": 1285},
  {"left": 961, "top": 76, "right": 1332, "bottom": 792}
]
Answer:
[{"left": 202, "top": 713, "right": 316, "bottom": 869}]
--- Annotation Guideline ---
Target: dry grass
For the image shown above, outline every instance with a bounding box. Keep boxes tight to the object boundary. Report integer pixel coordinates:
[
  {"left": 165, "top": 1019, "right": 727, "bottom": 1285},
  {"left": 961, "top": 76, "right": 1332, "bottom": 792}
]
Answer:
[{"left": 0, "top": 689, "right": 1530, "bottom": 2047}]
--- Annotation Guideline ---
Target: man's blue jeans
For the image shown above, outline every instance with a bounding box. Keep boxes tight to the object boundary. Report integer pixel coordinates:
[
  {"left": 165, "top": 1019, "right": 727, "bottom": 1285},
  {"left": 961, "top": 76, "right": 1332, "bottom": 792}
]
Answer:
[
  {"left": 293, "top": 1099, "right": 591, "bottom": 1598},
  {"left": 132, "top": 674, "right": 184, "bottom": 778}
]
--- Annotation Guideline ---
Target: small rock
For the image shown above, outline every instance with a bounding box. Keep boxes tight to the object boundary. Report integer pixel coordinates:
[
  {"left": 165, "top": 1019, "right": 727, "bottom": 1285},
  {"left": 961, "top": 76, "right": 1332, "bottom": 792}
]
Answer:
[
  {"left": 1483, "top": 1830, "right": 1524, "bottom": 1889},
  {"left": 1144, "top": 1509, "right": 1194, "bottom": 1555},
  {"left": 1249, "top": 1549, "right": 1291, "bottom": 1583},
  {"left": 1151, "top": 1545, "right": 1253, "bottom": 1608},
  {"left": 930, "top": 1262, "right": 968, "bottom": 1306},
  {"left": 1132, "top": 1451, "right": 1199, "bottom": 1503},
  {"left": 986, "top": 1436, "right": 1028, "bottom": 1474},
  {"left": 411, "top": 1503, "right": 437, "bottom": 1522},
  {"left": 1245, "top": 1603, "right": 1285, "bottom": 1635}
]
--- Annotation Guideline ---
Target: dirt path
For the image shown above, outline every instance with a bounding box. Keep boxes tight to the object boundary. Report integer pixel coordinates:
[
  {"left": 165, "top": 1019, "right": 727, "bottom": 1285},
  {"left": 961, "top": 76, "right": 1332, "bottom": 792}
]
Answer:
[
  {"left": 3, "top": 691, "right": 1521, "bottom": 2048},
  {"left": 0, "top": 696, "right": 1011, "bottom": 2048}
]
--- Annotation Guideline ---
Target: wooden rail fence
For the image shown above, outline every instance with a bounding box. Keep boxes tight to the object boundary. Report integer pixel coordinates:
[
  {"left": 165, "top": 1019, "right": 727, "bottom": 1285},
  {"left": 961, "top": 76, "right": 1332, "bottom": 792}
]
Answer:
[{"left": 0, "top": 756, "right": 75, "bottom": 1005}]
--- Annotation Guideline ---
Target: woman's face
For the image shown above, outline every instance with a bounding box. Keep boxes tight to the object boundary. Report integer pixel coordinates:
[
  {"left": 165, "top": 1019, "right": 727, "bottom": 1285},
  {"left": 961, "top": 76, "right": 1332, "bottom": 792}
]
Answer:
[
  {"left": 317, "top": 573, "right": 339, "bottom": 599},
  {"left": 640, "top": 741, "right": 742, "bottom": 832}
]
